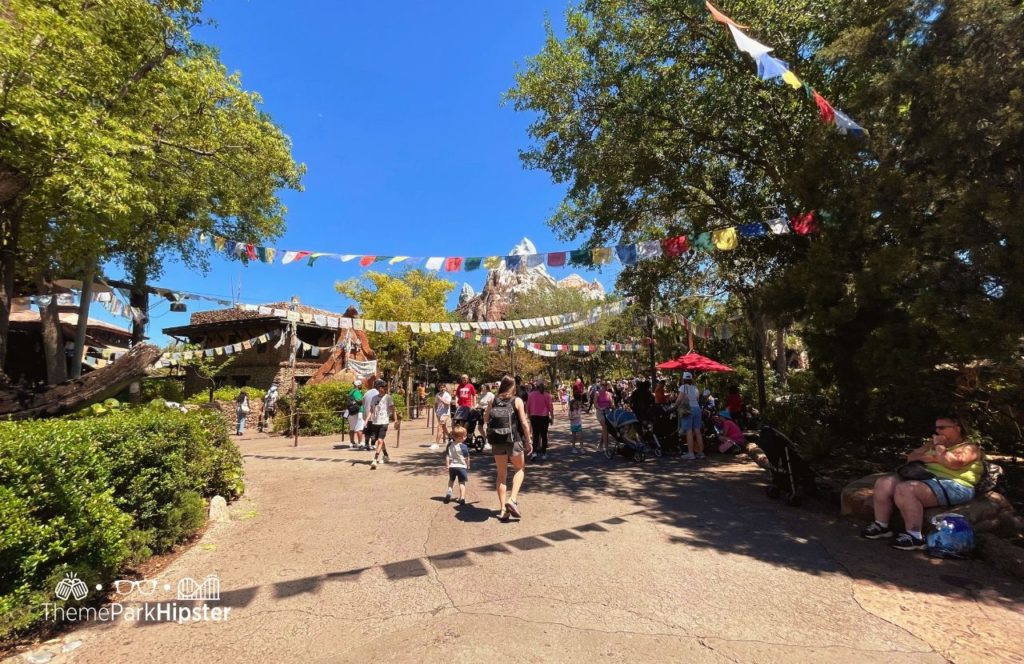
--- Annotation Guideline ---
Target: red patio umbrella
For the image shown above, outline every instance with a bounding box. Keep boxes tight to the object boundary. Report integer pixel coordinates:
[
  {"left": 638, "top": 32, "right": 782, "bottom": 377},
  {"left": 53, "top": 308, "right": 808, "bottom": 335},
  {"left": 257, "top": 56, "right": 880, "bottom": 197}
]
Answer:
[{"left": 656, "top": 352, "right": 734, "bottom": 373}]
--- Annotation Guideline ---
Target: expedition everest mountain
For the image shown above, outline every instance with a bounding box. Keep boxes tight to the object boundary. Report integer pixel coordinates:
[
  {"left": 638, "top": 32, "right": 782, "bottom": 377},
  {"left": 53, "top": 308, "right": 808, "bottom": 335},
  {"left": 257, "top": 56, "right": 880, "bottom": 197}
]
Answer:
[{"left": 456, "top": 238, "right": 605, "bottom": 322}]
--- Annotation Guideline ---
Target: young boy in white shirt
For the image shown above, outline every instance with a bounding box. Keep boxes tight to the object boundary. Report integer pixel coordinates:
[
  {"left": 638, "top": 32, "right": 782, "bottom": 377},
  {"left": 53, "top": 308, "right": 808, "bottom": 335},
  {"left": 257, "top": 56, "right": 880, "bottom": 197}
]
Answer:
[
  {"left": 368, "top": 379, "right": 395, "bottom": 470},
  {"left": 443, "top": 425, "right": 471, "bottom": 505}
]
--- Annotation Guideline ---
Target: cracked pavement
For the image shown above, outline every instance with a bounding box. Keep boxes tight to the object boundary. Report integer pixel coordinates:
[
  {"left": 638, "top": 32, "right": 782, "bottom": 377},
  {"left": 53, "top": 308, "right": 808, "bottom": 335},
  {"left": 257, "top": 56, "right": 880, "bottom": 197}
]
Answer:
[{"left": 27, "top": 415, "right": 1024, "bottom": 663}]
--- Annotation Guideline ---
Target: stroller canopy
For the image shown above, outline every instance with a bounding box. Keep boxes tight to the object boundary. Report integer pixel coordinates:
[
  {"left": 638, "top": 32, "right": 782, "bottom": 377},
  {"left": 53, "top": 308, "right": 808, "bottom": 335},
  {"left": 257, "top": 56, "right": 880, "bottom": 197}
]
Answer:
[{"left": 656, "top": 352, "right": 734, "bottom": 373}]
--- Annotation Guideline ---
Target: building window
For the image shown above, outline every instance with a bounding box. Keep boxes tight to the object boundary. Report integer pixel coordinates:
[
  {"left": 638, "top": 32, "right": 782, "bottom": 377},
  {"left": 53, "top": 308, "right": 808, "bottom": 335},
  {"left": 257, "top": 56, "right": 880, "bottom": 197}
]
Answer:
[
  {"left": 296, "top": 376, "right": 310, "bottom": 387},
  {"left": 232, "top": 375, "right": 249, "bottom": 387}
]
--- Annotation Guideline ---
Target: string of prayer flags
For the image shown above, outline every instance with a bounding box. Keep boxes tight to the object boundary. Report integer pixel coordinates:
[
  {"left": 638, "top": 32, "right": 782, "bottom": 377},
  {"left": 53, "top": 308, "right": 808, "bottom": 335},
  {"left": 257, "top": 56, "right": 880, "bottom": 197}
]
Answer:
[
  {"left": 198, "top": 213, "right": 817, "bottom": 274},
  {"left": 706, "top": 2, "right": 866, "bottom": 138}
]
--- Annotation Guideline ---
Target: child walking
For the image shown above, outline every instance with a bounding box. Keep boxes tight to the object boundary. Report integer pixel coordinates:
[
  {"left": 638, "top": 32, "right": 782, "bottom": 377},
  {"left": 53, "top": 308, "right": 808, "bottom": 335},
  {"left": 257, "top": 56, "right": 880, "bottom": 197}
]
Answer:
[
  {"left": 569, "top": 397, "right": 584, "bottom": 454},
  {"left": 444, "top": 425, "right": 470, "bottom": 505}
]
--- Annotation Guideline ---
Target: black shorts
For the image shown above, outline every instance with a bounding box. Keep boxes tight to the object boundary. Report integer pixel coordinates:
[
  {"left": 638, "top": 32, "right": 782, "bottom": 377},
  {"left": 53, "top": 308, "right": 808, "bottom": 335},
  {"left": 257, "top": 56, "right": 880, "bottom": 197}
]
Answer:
[
  {"left": 490, "top": 438, "right": 525, "bottom": 457},
  {"left": 448, "top": 467, "right": 468, "bottom": 483},
  {"left": 369, "top": 424, "right": 388, "bottom": 440}
]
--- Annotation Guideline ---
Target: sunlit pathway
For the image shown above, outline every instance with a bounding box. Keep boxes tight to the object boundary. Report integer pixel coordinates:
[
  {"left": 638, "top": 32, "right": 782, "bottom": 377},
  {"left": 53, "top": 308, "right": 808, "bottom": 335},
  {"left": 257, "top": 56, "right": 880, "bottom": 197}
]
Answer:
[{"left": 28, "top": 415, "right": 1024, "bottom": 663}]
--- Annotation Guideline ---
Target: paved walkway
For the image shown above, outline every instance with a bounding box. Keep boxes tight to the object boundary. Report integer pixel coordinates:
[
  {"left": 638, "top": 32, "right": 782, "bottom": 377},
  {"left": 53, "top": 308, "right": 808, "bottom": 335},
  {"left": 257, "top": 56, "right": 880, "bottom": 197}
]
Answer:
[{"left": 17, "top": 414, "right": 1024, "bottom": 663}]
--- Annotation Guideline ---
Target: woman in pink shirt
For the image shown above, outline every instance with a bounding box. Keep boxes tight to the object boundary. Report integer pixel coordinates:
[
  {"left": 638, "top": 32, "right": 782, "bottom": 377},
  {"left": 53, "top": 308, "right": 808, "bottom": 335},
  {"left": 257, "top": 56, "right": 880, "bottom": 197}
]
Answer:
[
  {"left": 594, "top": 381, "right": 615, "bottom": 454},
  {"left": 526, "top": 380, "right": 555, "bottom": 461}
]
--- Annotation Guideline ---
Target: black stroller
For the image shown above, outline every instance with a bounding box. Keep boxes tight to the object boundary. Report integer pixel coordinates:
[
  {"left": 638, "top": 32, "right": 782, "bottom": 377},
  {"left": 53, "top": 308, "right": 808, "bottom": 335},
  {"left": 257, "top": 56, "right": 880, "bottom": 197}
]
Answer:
[
  {"left": 453, "top": 406, "right": 487, "bottom": 452},
  {"left": 756, "top": 426, "right": 818, "bottom": 506}
]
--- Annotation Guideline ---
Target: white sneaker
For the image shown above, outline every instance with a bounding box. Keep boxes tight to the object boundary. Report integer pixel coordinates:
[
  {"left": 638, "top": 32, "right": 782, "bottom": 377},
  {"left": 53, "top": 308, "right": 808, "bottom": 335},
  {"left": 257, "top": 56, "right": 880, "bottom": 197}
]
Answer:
[{"left": 682, "top": 452, "right": 697, "bottom": 460}]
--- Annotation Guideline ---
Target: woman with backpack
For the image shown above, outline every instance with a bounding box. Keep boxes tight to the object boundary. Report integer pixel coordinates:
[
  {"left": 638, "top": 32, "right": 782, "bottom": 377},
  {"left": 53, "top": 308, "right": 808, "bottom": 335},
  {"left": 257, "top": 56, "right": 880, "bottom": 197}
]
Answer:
[
  {"left": 235, "top": 390, "right": 250, "bottom": 436},
  {"left": 484, "top": 375, "right": 533, "bottom": 522}
]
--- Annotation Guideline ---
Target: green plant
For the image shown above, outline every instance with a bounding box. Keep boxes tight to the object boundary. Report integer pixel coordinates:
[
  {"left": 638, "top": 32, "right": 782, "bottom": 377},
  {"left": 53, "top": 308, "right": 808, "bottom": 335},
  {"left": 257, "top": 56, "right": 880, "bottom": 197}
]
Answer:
[
  {"left": 0, "top": 408, "right": 244, "bottom": 640},
  {"left": 185, "top": 385, "right": 265, "bottom": 405},
  {"left": 139, "top": 378, "right": 185, "bottom": 403}
]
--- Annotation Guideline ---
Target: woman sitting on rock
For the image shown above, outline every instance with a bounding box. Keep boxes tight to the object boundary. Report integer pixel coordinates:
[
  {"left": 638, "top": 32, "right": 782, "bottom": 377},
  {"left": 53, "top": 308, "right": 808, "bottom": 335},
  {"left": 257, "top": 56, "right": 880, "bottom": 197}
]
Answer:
[{"left": 862, "top": 415, "right": 982, "bottom": 550}]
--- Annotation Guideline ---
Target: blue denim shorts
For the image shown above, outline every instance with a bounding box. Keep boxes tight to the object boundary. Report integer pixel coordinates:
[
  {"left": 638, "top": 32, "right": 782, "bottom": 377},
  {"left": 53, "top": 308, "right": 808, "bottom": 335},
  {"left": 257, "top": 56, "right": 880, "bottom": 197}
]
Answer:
[
  {"left": 678, "top": 410, "right": 702, "bottom": 432},
  {"left": 922, "top": 478, "right": 974, "bottom": 506}
]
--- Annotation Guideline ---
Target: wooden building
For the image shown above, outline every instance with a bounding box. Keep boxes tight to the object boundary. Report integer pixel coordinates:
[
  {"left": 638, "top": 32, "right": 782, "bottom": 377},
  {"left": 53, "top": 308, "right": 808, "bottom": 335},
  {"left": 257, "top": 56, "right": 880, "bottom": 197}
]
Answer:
[{"left": 163, "top": 302, "right": 374, "bottom": 396}]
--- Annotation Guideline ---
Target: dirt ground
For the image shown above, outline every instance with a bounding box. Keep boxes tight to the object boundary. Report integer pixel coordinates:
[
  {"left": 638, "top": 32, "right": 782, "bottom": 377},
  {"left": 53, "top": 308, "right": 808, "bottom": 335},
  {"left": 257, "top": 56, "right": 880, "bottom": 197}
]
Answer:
[{"left": 9, "top": 413, "right": 1024, "bottom": 663}]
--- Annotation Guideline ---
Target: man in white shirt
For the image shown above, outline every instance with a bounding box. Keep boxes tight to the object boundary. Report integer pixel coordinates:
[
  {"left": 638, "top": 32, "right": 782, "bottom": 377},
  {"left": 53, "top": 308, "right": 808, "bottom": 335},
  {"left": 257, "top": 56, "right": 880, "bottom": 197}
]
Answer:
[
  {"left": 361, "top": 383, "right": 379, "bottom": 451},
  {"left": 368, "top": 379, "right": 395, "bottom": 470},
  {"left": 435, "top": 384, "right": 453, "bottom": 446}
]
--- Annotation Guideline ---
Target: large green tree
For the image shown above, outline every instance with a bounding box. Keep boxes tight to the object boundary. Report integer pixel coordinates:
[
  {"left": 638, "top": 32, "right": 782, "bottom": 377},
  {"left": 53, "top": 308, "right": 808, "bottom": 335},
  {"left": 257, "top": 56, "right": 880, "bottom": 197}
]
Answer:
[
  {"left": 509, "top": 0, "right": 1024, "bottom": 443},
  {"left": 0, "top": 0, "right": 301, "bottom": 382},
  {"left": 336, "top": 270, "right": 456, "bottom": 393}
]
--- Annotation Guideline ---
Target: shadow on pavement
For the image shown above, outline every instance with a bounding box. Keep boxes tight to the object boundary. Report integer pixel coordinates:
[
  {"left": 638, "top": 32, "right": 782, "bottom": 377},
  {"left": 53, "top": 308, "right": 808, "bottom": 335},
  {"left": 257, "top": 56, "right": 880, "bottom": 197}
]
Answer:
[
  {"left": 127, "top": 510, "right": 641, "bottom": 627},
  {"left": 384, "top": 423, "right": 1024, "bottom": 609}
]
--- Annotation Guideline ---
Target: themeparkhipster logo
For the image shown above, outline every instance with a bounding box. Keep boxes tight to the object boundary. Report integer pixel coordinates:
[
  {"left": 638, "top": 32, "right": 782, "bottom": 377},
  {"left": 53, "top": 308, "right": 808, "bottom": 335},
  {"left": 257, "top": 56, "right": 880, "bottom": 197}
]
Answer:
[{"left": 45, "top": 572, "right": 232, "bottom": 625}]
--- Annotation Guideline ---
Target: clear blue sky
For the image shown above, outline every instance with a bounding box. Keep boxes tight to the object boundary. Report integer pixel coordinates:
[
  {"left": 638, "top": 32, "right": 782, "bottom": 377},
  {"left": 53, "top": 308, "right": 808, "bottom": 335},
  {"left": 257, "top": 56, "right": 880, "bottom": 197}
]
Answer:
[{"left": 99, "top": 0, "right": 621, "bottom": 344}]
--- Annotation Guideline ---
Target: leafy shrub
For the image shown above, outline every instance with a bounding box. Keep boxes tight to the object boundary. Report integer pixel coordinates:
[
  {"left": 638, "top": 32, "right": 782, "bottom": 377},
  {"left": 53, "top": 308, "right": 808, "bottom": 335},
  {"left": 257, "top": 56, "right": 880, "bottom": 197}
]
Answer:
[
  {"left": 139, "top": 377, "right": 185, "bottom": 403},
  {"left": 0, "top": 408, "right": 244, "bottom": 640},
  {"left": 274, "top": 382, "right": 356, "bottom": 435},
  {"left": 185, "top": 385, "right": 265, "bottom": 405}
]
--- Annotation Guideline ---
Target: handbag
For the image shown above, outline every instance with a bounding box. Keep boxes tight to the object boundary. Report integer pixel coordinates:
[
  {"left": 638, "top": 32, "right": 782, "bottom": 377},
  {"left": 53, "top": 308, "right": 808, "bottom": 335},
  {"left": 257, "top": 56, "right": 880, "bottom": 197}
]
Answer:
[{"left": 896, "top": 460, "right": 934, "bottom": 481}]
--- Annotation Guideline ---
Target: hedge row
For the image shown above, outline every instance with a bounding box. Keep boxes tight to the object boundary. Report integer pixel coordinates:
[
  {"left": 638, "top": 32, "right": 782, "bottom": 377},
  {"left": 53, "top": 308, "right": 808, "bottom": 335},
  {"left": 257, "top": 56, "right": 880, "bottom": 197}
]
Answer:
[{"left": 0, "top": 407, "right": 244, "bottom": 640}]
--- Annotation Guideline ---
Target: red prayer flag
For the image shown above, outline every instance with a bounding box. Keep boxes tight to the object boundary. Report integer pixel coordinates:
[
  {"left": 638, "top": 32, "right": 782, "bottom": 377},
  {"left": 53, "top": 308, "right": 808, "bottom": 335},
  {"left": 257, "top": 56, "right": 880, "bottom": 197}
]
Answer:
[
  {"left": 812, "top": 91, "right": 835, "bottom": 125},
  {"left": 293, "top": 251, "right": 311, "bottom": 263},
  {"left": 661, "top": 235, "right": 689, "bottom": 258},
  {"left": 445, "top": 256, "right": 464, "bottom": 272},
  {"left": 245, "top": 244, "right": 257, "bottom": 261},
  {"left": 705, "top": 1, "right": 748, "bottom": 28},
  {"left": 359, "top": 255, "right": 375, "bottom": 267},
  {"left": 791, "top": 210, "right": 818, "bottom": 235},
  {"left": 547, "top": 252, "right": 566, "bottom": 267}
]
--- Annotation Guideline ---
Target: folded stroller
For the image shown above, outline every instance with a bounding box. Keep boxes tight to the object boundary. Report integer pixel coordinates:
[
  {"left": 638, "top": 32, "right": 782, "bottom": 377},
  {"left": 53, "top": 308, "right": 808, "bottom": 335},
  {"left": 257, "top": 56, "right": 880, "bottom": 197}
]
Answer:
[{"left": 756, "top": 426, "right": 818, "bottom": 506}]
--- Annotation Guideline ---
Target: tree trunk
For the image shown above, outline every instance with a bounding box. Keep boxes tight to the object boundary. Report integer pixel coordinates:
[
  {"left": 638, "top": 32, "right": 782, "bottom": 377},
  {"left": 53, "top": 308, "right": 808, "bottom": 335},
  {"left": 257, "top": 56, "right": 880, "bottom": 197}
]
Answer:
[
  {"left": 129, "top": 259, "right": 149, "bottom": 344},
  {"left": 69, "top": 263, "right": 95, "bottom": 378},
  {"left": 0, "top": 343, "right": 162, "bottom": 418},
  {"left": 0, "top": 205, "right": 20, "bottom": 381},
  {"left": 775, "top": 327, "right": 787, "bottom": 380},
  {"left": 36, "top": 275, "right": 68, "bottom": 385}
]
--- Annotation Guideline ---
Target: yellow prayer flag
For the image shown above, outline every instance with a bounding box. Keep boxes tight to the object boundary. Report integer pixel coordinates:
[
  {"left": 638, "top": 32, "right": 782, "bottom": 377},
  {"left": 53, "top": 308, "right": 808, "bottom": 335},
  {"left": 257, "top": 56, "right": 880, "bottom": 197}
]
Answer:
[
  {"left": 712, "top": 227, "right": 739, "bottom": 250},
  {"left": 482, "top": 256, "right": 502, "bottom": 269},
  {"left": 782, "top": 70, "right": 801, "bottom": 89},
  {"left": 591, "top": 247, "right": 613, "bottom": 264}
]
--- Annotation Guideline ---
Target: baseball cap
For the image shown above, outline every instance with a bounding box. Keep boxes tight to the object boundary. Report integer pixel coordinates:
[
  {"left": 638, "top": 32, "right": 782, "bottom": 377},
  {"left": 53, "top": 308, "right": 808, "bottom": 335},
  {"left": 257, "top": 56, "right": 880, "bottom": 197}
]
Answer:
[
  {"left": 683, "top": 372, "right": 693, "bottom": 380},
  {"left": 374, "top": 379, "right": 386, "bottom": 388}
]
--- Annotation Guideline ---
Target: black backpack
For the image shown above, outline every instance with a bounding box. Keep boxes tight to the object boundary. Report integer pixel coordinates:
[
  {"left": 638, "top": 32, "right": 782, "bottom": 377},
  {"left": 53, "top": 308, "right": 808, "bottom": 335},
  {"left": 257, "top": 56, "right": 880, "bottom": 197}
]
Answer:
[
  {"left": 346, "top": 395, "right": 361, "bottom": 416},
  {"left": 975, "top": 456, "right": 1004, "bottom": 495},
  {"left": 488, "top": 396, "right": 519, "bottom": 445}
]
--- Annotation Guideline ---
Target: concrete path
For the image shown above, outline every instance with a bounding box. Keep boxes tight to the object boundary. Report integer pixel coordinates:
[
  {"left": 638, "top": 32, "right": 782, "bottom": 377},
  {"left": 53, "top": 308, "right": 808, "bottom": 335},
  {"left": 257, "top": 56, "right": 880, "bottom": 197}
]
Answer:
[{"left": 17, "top": 414, "right": 1024, "bottom": 663}]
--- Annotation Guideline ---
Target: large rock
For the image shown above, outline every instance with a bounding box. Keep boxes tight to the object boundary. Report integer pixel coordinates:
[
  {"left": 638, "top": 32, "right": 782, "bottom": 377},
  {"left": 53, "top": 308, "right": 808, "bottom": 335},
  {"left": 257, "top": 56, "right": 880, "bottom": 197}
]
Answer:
[
  {"left": 455, "top": 237, "right": 605, "bottom": 322},
  {"left": 842, "top": 473, "right": 1023, "bottom": 537}
]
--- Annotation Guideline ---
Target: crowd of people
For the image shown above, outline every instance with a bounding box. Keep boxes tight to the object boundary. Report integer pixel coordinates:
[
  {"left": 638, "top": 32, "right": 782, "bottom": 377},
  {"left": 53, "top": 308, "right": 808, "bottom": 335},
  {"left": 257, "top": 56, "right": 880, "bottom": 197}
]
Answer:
[{"left": 243, "top": 372, "right": 985, "bottom": 553}]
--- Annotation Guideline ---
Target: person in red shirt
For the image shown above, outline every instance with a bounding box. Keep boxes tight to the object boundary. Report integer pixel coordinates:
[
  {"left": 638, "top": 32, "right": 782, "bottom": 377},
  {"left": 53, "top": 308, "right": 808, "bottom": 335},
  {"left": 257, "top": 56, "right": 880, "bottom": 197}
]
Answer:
[{"left": 456, "top": 374, "right": 477, "bottom": 408}]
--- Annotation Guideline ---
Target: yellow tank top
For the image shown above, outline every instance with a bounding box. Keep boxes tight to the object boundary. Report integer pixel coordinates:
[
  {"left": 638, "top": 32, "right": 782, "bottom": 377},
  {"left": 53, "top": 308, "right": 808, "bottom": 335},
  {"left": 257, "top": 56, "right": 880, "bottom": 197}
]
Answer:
[{"left": 926, "top": 443, "right": 983, "bottom": 488}]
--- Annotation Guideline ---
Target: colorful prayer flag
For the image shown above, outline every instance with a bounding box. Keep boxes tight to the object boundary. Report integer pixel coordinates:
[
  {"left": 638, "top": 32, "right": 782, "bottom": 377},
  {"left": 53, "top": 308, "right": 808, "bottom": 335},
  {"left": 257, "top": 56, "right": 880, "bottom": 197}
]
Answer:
[
  {"left": 705, "top": 0, "right": 747, "bottom": 28},
  {"left": 359, "top": 256, "right": 376, "bottom": 267},
  {"left": 464, "top": 257, "right": 483, "bottom": 271},
  {"left": 547, "top": 252, "right": 566, "bottom": 267},
  {"left": 712, "top": 227, "right": 739, "bottom": 250},
  {"left": 615, "top": 244, "right": 638, "bottom": 265},
  {"left": 483, "top": 256, "right": 503, "bottom": 269},
  {"left": 662, "top": 235, "right": 689, "bottom": 258},
  {"left": 756, "top": 54, "right": 789, "bottom": 80},
  {"left": 425, "top": 257, "right": 445, "bottom": 271},
  {"left": 727, "top": 24, "right": 772, "bottom": 58},
  {"left": 782, "top": 70, "right": 801, "bottom": 89},
  {"left": 791, "top": 210, "right": 818, "bottom": 235},
  {"left": 812, "top": 91, "right": 835, "bottom": 124},
  {"left": 445, "top": 257, "right": 464, "bottom": 272},
  {"left": 592, "top": 247, "right": 613, "bottom": 265}
]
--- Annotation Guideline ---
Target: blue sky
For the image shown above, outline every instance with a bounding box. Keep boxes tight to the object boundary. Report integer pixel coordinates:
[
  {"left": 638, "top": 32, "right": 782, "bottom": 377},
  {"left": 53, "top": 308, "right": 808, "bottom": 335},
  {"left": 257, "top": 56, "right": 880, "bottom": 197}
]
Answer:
[{"left": 96, "top": 0, "right": 622, "bottom": 344}]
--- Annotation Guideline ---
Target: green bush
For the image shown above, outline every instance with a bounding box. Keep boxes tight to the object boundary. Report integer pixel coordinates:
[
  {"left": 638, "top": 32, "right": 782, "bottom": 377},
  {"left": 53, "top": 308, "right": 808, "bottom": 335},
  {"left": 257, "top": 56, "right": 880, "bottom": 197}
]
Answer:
[
  {"left": 185, "top": 385, "right": 265, "bottom": 405},
  {"left": 274, "top": 382, "right": 356, "bottom": 435},
  {"left": 0, "top": 408, "right": 244, "bottom": 640},
  {"left": 272, "top": 382, "right": 411, "bottom": 435},
  {"left": 139, "top": 377, "right": 185, "bottom": 403}
]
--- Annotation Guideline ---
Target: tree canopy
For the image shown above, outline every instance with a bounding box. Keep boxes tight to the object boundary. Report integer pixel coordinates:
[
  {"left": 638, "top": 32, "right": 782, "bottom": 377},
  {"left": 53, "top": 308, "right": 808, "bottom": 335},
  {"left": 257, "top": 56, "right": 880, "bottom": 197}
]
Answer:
[{"left": 508, "top": 0, "right": 1024, "bottom": 444}]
